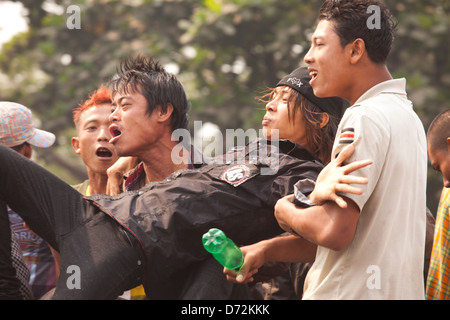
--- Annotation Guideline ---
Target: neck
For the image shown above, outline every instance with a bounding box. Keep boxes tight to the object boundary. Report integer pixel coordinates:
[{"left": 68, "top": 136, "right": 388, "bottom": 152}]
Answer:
[
  {"left": 87, "top": 171, "right": 109, "bottom": 195},
  {"left": 346, "top": 63, "right": 392, "bottom": 105},
  {"left": 140, "top": 139, "right": 190, "bottom": 183}
]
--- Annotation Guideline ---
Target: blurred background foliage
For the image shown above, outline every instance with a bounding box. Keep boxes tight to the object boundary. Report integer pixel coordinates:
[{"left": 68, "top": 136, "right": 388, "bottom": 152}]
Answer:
[{"left": 0, "top": 0, "right": 448, "bottom": 213}]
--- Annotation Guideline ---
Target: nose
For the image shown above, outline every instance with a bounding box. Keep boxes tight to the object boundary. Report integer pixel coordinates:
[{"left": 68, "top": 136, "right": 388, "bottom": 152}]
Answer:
[
  {"left": 109, "top": 107, "right": 120, "bottom": 123},
  {"left": 304, "top": 46, "right": 313, "bottom": 64},
  {"left": 266, "top": 99, "right": 276, "bottom": 112},
  {"left": 97, "top": 126, "right": 110, "bottom": 142}
]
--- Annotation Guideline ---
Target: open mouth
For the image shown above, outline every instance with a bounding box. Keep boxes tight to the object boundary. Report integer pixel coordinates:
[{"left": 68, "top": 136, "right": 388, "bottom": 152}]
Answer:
[
  {"left": 96, "top": 147, "right": 113, "bottom": 158},
  {"left": 109, "top": 125, "right": 122, "bottom": 144},
  {"left": 309, "top": 70, "right": 318, "bottom": 79},
  {"left": 111, "top": 127, "right": 122, "bottom": 137}
]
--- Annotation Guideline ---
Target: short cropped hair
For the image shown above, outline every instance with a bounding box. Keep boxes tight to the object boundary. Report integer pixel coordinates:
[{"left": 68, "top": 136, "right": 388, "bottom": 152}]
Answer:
[
  {"left": 427, "top": 109, "right": 450, "bottom": 152},
  {"left": 107, "top": 54, "right": 189, "bottom": 131},
  {"left": 73, "top": 85, "right": 111, "bottom": 127},
  {"left": 318, "top": 0, "right": 397, "bottom": 64}
]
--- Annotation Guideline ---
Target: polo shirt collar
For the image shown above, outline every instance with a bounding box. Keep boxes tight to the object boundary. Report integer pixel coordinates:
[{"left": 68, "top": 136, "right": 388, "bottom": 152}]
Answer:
[{"left": 354, "top": 78, "right": 407, "bottom": 106}]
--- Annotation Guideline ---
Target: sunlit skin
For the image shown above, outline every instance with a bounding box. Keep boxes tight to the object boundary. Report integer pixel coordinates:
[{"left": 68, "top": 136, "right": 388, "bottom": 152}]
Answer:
[
  {"left": 428, "top": 137, "right": 450, "bottom": 188},
  {"left": 304, "top": 19, "right": 391, "bottom": 104},
  {"left": 262, "top": 86, "right": 311, "bottom": 150},
  {"left": 109, "top": 91, "right": 167, "bottom": 158},
  {"left": 71, "top": 104, "right": 119, "bottom": 195},
  {"left": 109, "top": 89, "right": 188, "bottom": 183}
]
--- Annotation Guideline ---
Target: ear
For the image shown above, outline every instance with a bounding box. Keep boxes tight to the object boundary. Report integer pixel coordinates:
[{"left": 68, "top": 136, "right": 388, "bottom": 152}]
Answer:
[
  {"left": 22, "top": 143, "right": 33, "bottom": 159},
  {"left": 157, "top": 103, "right": 174, "bottom": 123},
  {"left": 446, "top": 137, "right": 450, "bottom": 153},
  {"left": 71, "top": 137, "right": 81, "bottom": 154},
  {"left": 319, "top": 113, "right": 330, "bottom": 128},
  {"left": 348, "top": 38, "right": 365, "bottom": 64}
]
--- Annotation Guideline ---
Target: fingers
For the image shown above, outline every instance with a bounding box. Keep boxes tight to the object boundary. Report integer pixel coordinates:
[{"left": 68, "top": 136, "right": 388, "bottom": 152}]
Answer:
[
  {"left": 328, "top": 193, "right": 348, "bottom": 209},
  {"left": 338, "top": 175, "right": 369, "bottom": 185},
  {"left": 342, "top": 159, "right": 373, "bottom": 174},
  {"left": 106, "top": 183, "right": 120, "bottom": 196},
  {"left": 335, "top": 144, "right": 372, "bottom": 174},
  {"left": 334, "top": 144, "right": 355, "bottom": 166},
  {"left": 107, "top": 188, "right": 117, "bottom": 196},
  {"left": 224, "top": 264, "right": 257, "bottom": 284},
  {"left": 106, "top": 172, "right": 123, "bottom": 196},
  {"left": 335, "top": 183, "right": 364, "bottom": 195},
  {"left": 223, "top": 244, "right": 264, "bottom": 284}
]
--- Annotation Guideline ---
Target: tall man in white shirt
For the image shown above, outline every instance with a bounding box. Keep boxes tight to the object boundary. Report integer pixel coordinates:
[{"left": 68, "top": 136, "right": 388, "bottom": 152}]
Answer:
[{"left": 225, "top": 0, "right": 427, "bottom": 299}]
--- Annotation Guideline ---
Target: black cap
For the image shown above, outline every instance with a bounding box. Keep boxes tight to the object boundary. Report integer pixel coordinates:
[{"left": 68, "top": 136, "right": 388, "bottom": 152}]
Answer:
[{"left": 277, "top": 67, "right": 346, "bottom": 118}]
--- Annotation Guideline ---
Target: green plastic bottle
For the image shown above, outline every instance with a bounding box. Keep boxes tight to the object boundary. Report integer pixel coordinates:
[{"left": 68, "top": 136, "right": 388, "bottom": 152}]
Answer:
[{"left": 202, "top": 228, "right": 243, "bottom": 270}]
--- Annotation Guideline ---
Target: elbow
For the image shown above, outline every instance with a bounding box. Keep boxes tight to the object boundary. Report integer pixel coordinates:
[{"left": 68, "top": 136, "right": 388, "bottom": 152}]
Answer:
[
  {"left": 315, "top": 199, "right": 359, "bottom": 251},
  {"left": 327, "top": 238, "right": 352, "bottom": 251},
  {"left": 316, "top": 227, "right": 355, "bottom": 251}
]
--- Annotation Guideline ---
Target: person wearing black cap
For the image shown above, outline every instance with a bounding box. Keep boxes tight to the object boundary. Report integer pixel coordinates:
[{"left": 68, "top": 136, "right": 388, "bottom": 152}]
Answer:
[
  {"left": 276, "top": 67, "right": 345, "bottom": 118},
  {"left": 226, "top": 0, "right": 427, "bottom": 300},
  {"left": 244, "top": 66, "right": 347, "bottom": 299},
  {"left": 269, "top": 67, "right": 346, "bottom": 165},
  {"left": 0, "top": 61, "right": 368, "bottom": 299}
]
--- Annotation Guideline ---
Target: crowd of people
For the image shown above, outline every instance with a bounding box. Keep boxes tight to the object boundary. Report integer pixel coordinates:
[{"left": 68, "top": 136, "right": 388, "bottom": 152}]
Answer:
[{"left": 0, "top": 0, "right": 449, "bottom": 300}]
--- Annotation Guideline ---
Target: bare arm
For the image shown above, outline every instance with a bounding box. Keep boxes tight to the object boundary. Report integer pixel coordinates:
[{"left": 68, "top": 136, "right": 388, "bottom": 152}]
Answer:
[
  {"left": 273, "top": 143, "right": 367, "bottom": 250},
  {"left": 225, "top": 144, "right": 369, "bottom": 283},
  {"left": 224, "top": 234, "right": 317, "bottom": 284},
  {"left": 226, "top": 195, "right": 359, "bottom": 283},
  {"left": 275, "top": 195, "right": 360, "bottom": 251}
]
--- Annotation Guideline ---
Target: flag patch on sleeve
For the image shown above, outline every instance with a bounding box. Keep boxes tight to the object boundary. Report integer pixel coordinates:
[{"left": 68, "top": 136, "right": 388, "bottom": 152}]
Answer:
[{"left": 338, "top": 128, "right": 355, "bottom": 144}]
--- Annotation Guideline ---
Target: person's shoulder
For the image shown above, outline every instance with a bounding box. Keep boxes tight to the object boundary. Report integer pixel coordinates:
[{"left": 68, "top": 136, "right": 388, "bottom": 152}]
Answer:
[{"left": 72, "top": 179, "right": 89, "bottom": 194}]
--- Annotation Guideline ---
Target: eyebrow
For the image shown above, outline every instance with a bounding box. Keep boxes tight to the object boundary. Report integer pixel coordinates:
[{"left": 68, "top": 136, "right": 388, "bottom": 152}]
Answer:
[
  {"left": 311, "top": 35, "right": 324, "bottom": 42},
  {"left": 82, "top": 119, "right": 100, "bottom": 127},
  {"left": 111, "top": 95, "right": 133, "bottom": 106}
]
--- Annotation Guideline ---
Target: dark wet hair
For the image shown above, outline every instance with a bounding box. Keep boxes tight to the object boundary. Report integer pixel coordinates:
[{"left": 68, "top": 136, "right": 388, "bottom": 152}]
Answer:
[{"left": 107, "top": 54, "right": 189, "bottom": 130}]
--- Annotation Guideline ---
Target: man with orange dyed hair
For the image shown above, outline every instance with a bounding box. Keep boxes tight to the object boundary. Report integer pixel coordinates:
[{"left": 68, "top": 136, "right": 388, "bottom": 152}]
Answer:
[
  {"left": 71, "top": 86, "right": 146, "bottom": 299},
  {"left": 71, "top": 86, "right": 119, "bottom": 195}
]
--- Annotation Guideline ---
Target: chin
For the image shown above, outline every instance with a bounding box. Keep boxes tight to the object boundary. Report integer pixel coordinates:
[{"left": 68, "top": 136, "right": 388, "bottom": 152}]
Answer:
[
  {"left": 311, "top": 87, "right": 327, "bottom": 98},
  {"left": 116, "top": 149, "right": 130, "bottom": 158},
  {"left": 262, "top": 127, "right": 279, "bottom": 139},
  {"left": 313, "top": 85, "right": 339, "bottom": 99}
]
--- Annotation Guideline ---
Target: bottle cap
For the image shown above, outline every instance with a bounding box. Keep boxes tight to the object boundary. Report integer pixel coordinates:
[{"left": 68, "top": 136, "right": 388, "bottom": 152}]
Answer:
[{"left": 202, "top": 228, "right": 226, "bottom": 254}]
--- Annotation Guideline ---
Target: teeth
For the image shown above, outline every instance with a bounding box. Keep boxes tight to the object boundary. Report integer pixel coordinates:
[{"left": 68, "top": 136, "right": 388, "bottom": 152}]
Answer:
[
  {"left": 310, "top": 71, "right": 318, "bottom": 77},
  {"left": 96, "top": 148, "right": 112, "bottom": 157}
]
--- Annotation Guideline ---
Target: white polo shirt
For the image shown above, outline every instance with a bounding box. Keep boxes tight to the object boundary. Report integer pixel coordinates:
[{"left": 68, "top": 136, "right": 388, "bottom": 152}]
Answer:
[{"left": 303, "top": 79, "right": 427, "bottom": 300}]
